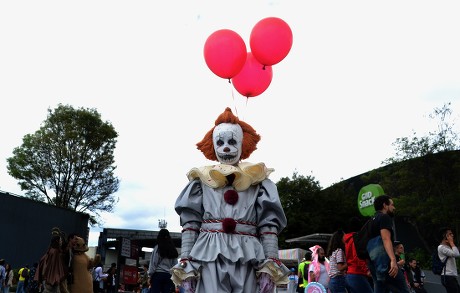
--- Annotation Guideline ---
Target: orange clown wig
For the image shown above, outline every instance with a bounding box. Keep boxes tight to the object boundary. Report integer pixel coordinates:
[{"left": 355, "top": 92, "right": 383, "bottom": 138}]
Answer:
[{"left": 196, "top": 107, "right": 261, "bottom": 162}]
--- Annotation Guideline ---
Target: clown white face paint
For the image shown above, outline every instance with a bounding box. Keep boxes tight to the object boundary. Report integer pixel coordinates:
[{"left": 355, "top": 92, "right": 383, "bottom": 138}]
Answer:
[{"left": 213, "top": 123, "right": 243, "bottom": 165}]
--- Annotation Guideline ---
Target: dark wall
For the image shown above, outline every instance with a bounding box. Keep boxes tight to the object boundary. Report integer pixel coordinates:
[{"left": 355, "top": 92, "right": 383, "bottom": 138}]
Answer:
[{"left": 0, "top": 191, "right": 89, "bottom": 269}]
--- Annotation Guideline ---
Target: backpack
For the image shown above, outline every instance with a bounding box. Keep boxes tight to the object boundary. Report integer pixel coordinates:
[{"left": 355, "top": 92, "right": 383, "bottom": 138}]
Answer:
[
  {"left": 432, "top": 249, "right": 449, "bottom": 275},
  {"left": 21, "top": 268, "right": 29, "bottom": 278},
  {"left": 353, "top": 217, "right": 375, "bottom": 260},
  {"left": 303, "top": 261, "right": 310, "bottom": 281}
]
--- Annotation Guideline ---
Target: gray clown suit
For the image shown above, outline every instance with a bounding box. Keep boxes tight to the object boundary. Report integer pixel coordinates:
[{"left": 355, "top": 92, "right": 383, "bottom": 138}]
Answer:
[{"left": 171, "top": 162, "right": 290, "bottom": 292}]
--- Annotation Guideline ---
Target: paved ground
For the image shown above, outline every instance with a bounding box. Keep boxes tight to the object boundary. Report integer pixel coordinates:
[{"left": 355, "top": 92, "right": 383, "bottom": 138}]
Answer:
[
  {"left": 422, "top": 269, "right": 452, "bottom": 292},
  {"left": 276, "top": 270, "right": 453, "bottom": 292}
]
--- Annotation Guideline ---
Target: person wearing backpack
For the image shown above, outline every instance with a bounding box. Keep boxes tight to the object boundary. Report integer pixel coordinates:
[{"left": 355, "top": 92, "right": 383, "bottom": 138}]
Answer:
[
  {"left": 297, "top": 252, "right": 312, "bottom": 293},
  {"left": 16, "top": 264, "right": 30, "bottom": 293},
  {"left": 366, "top": 195, "right": 410, "bottom": 293},
  {"left": 438, "top": 227, "right": 460, "bottom": 293},
  {"left": 343, "top": 217, "right": 373, "bottom": 293}
]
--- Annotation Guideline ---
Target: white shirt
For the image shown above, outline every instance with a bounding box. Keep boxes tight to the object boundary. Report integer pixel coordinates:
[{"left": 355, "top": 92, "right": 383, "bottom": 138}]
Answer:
[{"left": 438, "top": 244, "right": 460, "bottom": 276}]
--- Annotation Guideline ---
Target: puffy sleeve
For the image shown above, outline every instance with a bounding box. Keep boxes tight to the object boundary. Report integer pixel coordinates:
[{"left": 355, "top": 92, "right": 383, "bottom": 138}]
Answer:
[
  {"left": 256, "top": 179, "right": 287, "bottom": 231},
  {"left": 175, "top": 179, "right": 204, "bottom": 226},
  {"left": 255, "top": 178, "right": 290, "bottom": 285},
  {"left": 171, "top": 179, "right": 203, "bottom": 286}
]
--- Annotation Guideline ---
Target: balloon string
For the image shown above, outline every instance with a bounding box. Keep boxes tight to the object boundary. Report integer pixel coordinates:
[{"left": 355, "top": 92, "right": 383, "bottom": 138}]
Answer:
[{"left": 230, "top": 82, "right": 239, "bottom": 118}]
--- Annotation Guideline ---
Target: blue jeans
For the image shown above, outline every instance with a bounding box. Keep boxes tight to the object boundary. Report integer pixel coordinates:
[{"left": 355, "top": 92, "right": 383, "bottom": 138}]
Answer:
[
  {"left": 345, "top": 274, "right": 373, "bottom": 293},
  {"left": 367, "top": 236, "right": 410, "bottom": 293},
  {"left": 141, "top": 288, "right": 149, "bottom": 293},
  {"left": 329, "top": 275, "right": 347, "bottom": 293},
  {"left": 15, "top": 281, "right": 25, "bottom": 293},
  {"left": 149, "top": 272, "right": 174, "bottom": 293}
]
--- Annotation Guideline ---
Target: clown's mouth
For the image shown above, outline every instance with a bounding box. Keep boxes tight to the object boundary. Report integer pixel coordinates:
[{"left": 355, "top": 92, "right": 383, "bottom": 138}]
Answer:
[{"left": 217, "top": 153, "right": 238, "bottom": 164}]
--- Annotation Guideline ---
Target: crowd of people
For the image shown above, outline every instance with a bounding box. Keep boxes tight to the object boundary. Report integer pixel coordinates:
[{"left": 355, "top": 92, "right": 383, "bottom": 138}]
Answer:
[
  {"left": 288, "top": 194, "right": 460, "bottom": 293},
  {"left": 2, "top": 194, "right": 460, "bottom": 293},
  {"left": 0, "top": 228, "right": 180, "bottom": 293}
]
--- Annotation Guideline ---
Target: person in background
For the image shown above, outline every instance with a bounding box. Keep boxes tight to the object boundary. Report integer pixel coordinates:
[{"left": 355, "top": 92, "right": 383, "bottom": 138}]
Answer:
[
  {"left": 93, "top": 260, "right": 108, "bottom": 293},
  {"left": 394, "top": 241, "right": 411, "bottom": 290},
  {"left": 394, "top": 241, "right": 406, "bottom": 270},
  {"left": 406, "top": 258, "right": 427, "bottom": 293},
  {"left": 106, "top": 263, "right": 117, "bottom": 293},
  {"left": 343, "top": 217, "right": 373, "bottom": 293},
  {"left": 64, "top": 232, "right": 79, "bottom": 293},
  {"left": 298, "top": 251, "right": 312, "bottom": 293},
  {"left": 438, "top": 227, "right": 460, "bottom": 293},
  {"left": 16, "top": 264, "right": 30, "bottom": 293},
  {"left": 308, "top": 245, "right": 330, "bottom": 291},
  {"left": 287, "top": 267, "right": 299, "bottom": 293},
  {"left": 367, "top": 195, "right": 409, "bottom": 293},
  {"left": 0, "top": 259, "right": 6, "bottom": 293},
  {"left": 138, "top": 264, "right": 149, "bottom": 293},
  {"left": 36, "top": 233, "right": 66, "bottom": 293},
  {"left": 327, "top": 230, "right": 347, "bottom": 293},
  {"left": 27, "top": 262, "right": 40, "bottom": 293},
  {"left": 148, "top": 228, "right": 179, "bottom": 293},
  {"left": 4, "top": 263, "right": 14, "bottom": 293}
]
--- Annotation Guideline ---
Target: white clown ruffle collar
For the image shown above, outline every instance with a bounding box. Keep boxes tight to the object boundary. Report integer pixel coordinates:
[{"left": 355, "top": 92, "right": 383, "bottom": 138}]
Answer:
[{"left": 187, "top": 162, "right": 274, "bottom": 191}]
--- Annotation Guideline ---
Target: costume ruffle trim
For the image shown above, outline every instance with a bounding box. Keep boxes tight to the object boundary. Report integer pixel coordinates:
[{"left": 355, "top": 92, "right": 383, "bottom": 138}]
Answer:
[
  {"left": 170, "top": 260, "right": 201, "bottom": 286},
  {"left": 256, "top": 259, "right": 290, "bottom": 285},
  {"left": 187, "top": 162, "right": 274, "bottom": 192}
]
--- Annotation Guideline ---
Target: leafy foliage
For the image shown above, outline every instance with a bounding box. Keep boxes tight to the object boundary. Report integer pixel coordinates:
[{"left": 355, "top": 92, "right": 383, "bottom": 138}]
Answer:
[
  {"left": 277, "top": 172, "right": 359, "bottom": 248},
  {"left": 276, "top": 172, "right": 322, "bottom": 245},
  {"left": 277, "top": 102, "right": 460, "bottom": 257},
  {"left": 383, "top": 102, "right": 459, "bottom": 164},
  {"left": 7, "top": 104, "right": 119, "bottom": 224}
]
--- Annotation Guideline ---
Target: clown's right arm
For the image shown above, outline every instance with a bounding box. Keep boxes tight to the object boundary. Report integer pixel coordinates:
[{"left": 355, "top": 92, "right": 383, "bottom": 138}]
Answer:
[{"left": 170, "top": 179, "right": 203, "bottom": 287}]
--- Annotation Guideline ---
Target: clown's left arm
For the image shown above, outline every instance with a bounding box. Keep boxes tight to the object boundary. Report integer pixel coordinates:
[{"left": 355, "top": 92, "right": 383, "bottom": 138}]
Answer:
[{"left": 256, "top": 178, "right": 290, "bottom": 285}]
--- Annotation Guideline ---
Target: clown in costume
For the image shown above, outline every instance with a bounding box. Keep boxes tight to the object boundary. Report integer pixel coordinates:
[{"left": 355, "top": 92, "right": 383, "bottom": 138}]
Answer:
[{"left": 171, "top": 108, "right": 290, "bottom": 293}]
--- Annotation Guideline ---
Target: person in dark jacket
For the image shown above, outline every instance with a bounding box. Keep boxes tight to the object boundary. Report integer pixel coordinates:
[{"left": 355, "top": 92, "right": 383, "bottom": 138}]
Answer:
[{"left": 406, "top": 258, "right": 427, "bottom": 293}]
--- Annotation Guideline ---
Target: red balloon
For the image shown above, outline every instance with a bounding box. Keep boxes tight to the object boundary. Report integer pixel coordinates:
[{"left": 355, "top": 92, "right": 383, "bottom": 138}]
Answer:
[
  {"left": 250, "top": 17, "right": 293, "bottom": 66},
  {"left": 204, "top": 29, "right": 247, "bottom": 79},
  {"left": 231, "top": 52, "right": 273, "bottom": 98}
]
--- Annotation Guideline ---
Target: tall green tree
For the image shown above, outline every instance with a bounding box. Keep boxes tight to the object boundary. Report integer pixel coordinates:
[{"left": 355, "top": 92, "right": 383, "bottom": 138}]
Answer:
[
  {"left": 7, "top": 104, "right": 119, "bottom": 224},
  {"left": 277, "top": 172, "right": 322, "bottom": 246},
  {"left": 277, "top": 172, "right": 360, "bottom": 249},
  {"left": 383, "top": 102, "right": 458, "bottom": 164}
]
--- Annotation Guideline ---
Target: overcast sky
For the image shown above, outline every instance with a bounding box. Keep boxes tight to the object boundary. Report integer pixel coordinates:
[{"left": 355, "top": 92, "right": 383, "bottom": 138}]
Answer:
[{"left": 1, "top": 1, "right": 460, "bottom": 246}]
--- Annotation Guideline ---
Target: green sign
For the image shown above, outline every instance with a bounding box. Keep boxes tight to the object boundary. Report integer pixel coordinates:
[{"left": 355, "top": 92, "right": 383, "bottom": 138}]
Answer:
[{"left": 358, "top": 184, "right": 384, "bottom": 216}]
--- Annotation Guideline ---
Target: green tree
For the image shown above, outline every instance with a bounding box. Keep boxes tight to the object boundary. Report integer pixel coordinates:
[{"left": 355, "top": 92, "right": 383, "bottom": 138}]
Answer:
[
  {"left": 383, "top": 102, "right": 458, "bottom": 164},
  {"left": 7, "top": 104, "right": 119, "bottom": 224},
  {"left": 378, "top": 151, "right": 460, "bottom": 251},
  {"left": 276, "top": 172, "right": 322, "bottom": 247},
  {"left": 277, "top": 172, "right": 360, "bottom": 249},
  {"left": 380, "top": 102, "right": 460, "bottom": 250}
]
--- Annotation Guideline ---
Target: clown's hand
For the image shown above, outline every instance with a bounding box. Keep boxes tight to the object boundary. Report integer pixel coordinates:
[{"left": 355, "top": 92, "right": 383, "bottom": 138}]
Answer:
[
  {"left": 181, "top": 277, "right": 197, "bottom": 293},
  {"left": 258, "top": 272, "right": 275, "bottom": 293}
]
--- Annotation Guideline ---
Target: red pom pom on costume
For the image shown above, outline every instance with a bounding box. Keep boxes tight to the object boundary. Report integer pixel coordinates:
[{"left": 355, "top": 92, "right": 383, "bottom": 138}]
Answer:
[
  {"left": 222, "top": 218, "right": 237, "bottom": 233},
  {"left": 224, "top": 190, "right": 239, "bottom": 205}
]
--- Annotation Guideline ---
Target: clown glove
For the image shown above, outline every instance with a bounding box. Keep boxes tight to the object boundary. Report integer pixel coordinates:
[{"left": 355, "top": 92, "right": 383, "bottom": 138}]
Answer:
[
  {"left": 181, "top": 277, "right": 197, "bottom": 293},
  {"left": 258, "top": 272, "right": 275, "bottom": 293}
]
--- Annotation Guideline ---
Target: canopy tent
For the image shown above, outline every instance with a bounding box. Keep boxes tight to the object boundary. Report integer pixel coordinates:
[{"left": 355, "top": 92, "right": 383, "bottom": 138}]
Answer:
[
  {"left": 285, "top": 233, "right": 332, "bottom": 246},
  {"left": 278, "top": 248, "right": 307, "bottom": 268}
]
